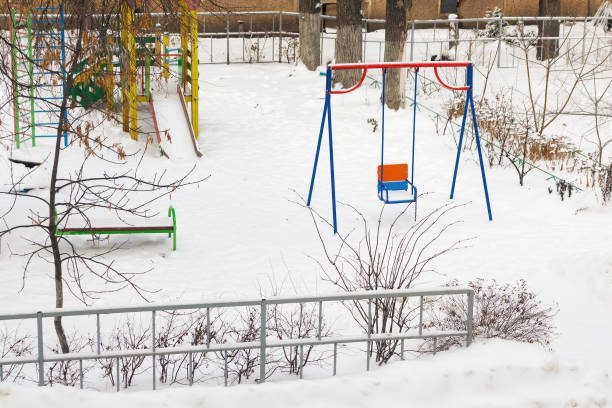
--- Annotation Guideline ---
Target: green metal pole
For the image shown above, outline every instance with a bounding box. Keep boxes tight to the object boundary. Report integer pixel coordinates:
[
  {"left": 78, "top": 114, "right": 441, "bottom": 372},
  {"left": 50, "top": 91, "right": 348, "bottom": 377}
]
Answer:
[
  {"left": 28, "top": 14, "right": 35, "bottom": 147},
  {"left": 11, "top": 9, "right": 21, "bottom": 149},
  {"left": 145, "top": 55, "right": 151, "bottom": 99}
]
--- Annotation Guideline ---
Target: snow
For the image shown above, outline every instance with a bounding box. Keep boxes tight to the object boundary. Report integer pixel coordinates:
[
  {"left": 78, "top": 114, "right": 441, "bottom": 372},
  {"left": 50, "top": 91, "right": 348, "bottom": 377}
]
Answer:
[
  {"left": 1, "top": 31, "right": 612, "bottom": 405},
  {"left": 1, "top": 340, "right": 610, "bottom": 407}
]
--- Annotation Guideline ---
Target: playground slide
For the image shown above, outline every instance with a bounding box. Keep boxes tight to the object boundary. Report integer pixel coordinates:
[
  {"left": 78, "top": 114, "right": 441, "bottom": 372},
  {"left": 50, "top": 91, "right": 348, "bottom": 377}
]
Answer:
[{"left": 150, "top": 87, "right": 202, "bottom": 160}]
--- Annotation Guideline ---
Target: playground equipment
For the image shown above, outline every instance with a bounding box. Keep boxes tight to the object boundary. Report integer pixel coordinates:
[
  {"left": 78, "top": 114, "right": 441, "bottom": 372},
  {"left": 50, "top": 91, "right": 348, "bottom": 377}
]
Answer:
[
  {"left": 55, "top": 206, "right": 177, "bottom": 250},
  {"left": 118, "top": 0, "right": 200, "bottom": 143},
  {"left": 307, "top": 61, "right": 492, "bottom": 233},
  {"left": 377, "top": 68, "right": 419, "bottom": 214},
  {"left": 10, "top": 4, "right": 68, "bottom": 148},
  {"left": 9, "top": 1, "right": 200, "bottom": 150}
]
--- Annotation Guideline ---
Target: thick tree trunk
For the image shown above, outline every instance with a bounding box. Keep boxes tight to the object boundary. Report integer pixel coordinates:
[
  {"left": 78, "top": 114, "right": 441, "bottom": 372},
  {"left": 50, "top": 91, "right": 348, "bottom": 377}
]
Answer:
[
  {"left": 384, "top": 0, "right": 411, "bottom": 110},
  {"left": 333, "top": 0, "right": 363, "bottom": 88},
  {"left": 299, "top": 0, "right": 320, "bottom": 71},
  {"left": 537, "top": 0, "right": 560, "bottom": 60}
]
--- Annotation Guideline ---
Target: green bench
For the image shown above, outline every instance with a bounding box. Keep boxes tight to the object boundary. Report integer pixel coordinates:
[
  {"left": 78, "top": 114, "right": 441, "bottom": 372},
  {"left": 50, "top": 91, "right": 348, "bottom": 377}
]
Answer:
[{"left": 55, "top": 207, "right": 177, "bottom": 250}]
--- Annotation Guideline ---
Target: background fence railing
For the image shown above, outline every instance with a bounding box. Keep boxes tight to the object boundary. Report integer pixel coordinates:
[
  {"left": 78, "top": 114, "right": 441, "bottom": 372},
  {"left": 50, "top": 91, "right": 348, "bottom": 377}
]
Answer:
[
  {"left": 0, "top": 287, "right": 473, "bottom": 390},
  {"left": 189, "top": 12, "right": 611, "bottom": 65}
]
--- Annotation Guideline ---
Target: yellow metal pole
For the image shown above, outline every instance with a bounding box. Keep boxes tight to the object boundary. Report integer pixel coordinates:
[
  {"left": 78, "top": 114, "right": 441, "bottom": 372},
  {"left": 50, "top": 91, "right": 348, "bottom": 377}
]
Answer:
[
  {"left": 120, "top": 0, "right": 137, "bottom": 140},
  {"left": 120, "top": 1, "right": 129, "bottom": 132},
  {"left": 163, "top": 33, "right": 170, "bottom": 81},
  {"left": 127, "top": 5, "right": 137, "bottom": 140},
  {"left": 190, "top": 8, "right": 199, "bottom": 138}
]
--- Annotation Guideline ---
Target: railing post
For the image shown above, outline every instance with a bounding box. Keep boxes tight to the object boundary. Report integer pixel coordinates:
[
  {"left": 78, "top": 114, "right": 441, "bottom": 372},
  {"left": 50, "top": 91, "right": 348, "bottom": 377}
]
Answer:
[
  {"left": 467, "top": 290, "right": 474, "bottom": 346},
  {"left": 409, "top": 20, "right": 415, "bottom": 60},
  {"left": 36, "top": 311, "right": 44, "bottom": 386},
  {"left": 189, "top": 352, "right": 194, "bottom": 385},
  {"left": 224, "top": 351, "right": 228, "bottom": 386},
  {"left": 299, "top": 344, "right": 304, "bottom": 379},
  {"left": 317, "top": 301, "right": 323, "bottom": 340},
  {"left": 366, "top": 298, "right": 372, "bottom": 371},
  {"left": 96, "top": 313, "right": 101, "bottom": 355},
  {"left": 226, "top": 12, "right": 230, "bottom": 65},
  {"left": 419, "top": 296, "right": 424, "bottom": 336},
  {"left": 151, "top": 310, "right": 156, "bottom": 390},
  {"left": 259, "top": 299, "right": 267, "bottom": 383},
  {"left": 206, "top": 307, "right": 211, "bottom": 347},
  {"left": 278, "top": 11, "right": 283, "bottom": 63},
  {"left": 116, "top": 357, "right": 120, "bottom": 392},
  {"left": 497, "top": 16, "right": 502, "bottom": 68},
  {"left": 581, "top": 17, "right": 587, "bottom": 64},
  {"left": 333, "top": 343, "right": 337, "bottom": 376},
  {"left": 79, "top": 360, "right": 83, "bottom": 389}
]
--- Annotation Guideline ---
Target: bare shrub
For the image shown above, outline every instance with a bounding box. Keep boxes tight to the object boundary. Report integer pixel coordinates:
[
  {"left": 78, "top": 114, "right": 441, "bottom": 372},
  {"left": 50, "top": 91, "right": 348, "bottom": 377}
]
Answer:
[
  {"left": 268, "top": 302, "right": 330, "bottom": 375},
  {"left": 0, "top": 329, "right": 33, "bottom": 382},
  {"left": 100, "top": 316, "right": 150, "bottom": 389},
  {"left": 309, "top": 203, "right": 470, "bottom": 363},
  {"left": 46, "top": 335, "right": 94, "bottom": 386},
  {"left": 424, "top": 279, "right": 557, "bottom": 353}
]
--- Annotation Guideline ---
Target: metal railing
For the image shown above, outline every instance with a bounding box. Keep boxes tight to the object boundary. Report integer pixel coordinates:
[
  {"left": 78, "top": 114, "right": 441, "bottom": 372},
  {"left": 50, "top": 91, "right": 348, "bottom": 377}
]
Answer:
[
  {"left": 190, "top": 12, "right": 611, "bottom": 65},
  {"left": 0, "top": 287, "right": 473, "bottom": 390}
]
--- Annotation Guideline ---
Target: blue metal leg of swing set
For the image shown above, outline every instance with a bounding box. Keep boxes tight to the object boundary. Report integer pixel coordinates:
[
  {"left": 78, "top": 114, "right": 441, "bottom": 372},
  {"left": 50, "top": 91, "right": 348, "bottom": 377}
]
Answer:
[
  {"left": 307, "top": 69, "right": 338, "bottom": 233},
  {"left": 449, "top": 66, "right": 493, "bottom": 221}
]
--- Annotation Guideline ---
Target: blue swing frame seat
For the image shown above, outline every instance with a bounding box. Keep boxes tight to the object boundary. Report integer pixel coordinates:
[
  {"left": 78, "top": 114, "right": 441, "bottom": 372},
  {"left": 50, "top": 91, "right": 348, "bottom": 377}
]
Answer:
[
  {"left": 306, "top": 61, "right": 493, "bottom": 234},
  {"left": 377, "top": 163, "right": 418, "bottom": 219},
  {"left": 378, "top": 180, "right": 418, "bottom": 204}
]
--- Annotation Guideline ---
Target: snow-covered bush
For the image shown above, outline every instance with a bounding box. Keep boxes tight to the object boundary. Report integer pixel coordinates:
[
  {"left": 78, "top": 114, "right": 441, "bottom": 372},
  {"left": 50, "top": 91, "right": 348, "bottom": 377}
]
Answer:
[
  {"left": 474, "top": 7, "right": 537, "bottom": 47},
  {"left": 424, "top": 279, "right": 557, "bottom": 353},
  {"left": 310, "top": 203, "right": 470, "bottom": 363}
]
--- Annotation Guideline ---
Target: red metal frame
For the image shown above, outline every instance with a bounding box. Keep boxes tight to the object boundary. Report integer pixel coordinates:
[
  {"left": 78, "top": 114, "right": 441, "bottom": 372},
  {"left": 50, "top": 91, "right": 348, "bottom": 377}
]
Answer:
[{"left": 328, "top": 61, "right": 472, "bottom": 94}]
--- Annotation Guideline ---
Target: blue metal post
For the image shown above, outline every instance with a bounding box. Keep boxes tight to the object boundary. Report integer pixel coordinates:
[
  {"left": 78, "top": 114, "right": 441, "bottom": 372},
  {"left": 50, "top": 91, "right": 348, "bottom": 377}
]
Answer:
[
  {"left": 449, "top": 79, "right": 470, "bottom": 199},
  {"left": 326, "top": 71, "right": 338, "bottom": 233},
  {"left": 307, "top": 69, "right": 331, "bottom": 207},
  {"left": 411, "top": 68, "right": 418, "bottom": 186},
  {"left": 468, "top": 71, "right": 493, "bottom": 220},
  {"left": 449, "top": 64, "right": 492, "bottom": 221},
  {"left": 379, "top": 69, "right": 386, "bottom": 200}
]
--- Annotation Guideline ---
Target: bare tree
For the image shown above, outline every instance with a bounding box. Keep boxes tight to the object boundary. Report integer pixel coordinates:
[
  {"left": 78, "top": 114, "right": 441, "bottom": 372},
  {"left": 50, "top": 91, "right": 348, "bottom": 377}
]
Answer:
[
  {"left": 299, "top": 0, "right": 321, "bottom": 70},
  {"left": 384, "top": 0, "right": 411, "bottom": 110},
  {"left": 333, "top": 0, "right": 363, "bottom": 88},
  {"left": 0, "top": 1, "right": 202, "bottom": 355}
]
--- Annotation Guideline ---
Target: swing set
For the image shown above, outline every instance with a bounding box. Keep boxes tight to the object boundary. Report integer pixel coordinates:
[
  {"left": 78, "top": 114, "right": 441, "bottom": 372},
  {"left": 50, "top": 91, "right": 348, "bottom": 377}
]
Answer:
[{"left": 306, "top": 61, "right": 492, "bottom": 233}]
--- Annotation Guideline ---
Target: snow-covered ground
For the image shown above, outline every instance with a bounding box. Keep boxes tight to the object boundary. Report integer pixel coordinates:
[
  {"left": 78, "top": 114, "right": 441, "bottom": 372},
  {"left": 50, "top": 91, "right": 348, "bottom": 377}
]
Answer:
[
  {"left": 1, "top": 32, "right": 611, "bottom": 405},
  {"left": 1, "top": 341, "right": 611, "bottom": 407}
]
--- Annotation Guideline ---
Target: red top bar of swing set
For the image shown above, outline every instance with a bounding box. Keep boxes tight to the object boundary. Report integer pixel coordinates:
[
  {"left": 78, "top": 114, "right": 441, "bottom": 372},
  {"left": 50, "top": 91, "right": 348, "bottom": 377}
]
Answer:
[{"left": 327, "top": 61, "right": 472, "bottom": 94}]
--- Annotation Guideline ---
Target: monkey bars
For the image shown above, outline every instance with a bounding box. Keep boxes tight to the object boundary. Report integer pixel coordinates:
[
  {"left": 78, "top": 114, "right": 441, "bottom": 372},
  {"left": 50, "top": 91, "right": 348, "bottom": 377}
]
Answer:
[{"left": 306, "top": 61, "right": 492, "bottom": 233}]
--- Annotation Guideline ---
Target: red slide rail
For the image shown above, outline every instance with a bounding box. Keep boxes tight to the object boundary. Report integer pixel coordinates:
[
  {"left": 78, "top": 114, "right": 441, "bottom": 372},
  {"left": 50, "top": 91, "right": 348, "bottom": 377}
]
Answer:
[{"left": 328, "top": 61, "right": 472, "bottom": 94}]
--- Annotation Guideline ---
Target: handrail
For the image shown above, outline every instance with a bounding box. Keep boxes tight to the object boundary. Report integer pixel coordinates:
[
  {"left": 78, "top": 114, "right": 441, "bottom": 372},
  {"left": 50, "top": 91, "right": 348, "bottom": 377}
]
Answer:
[{"left": 0, "top": 286, "right": 474, "bottom": 389}]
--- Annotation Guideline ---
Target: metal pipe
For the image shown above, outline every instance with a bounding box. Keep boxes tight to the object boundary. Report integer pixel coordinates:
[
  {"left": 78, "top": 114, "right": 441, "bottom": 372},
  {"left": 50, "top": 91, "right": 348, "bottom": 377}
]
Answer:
[
  {"left": 259, "top": 299, "right": 266, "bottom": 383},
  {"left": 36, "top": 312, "right": 44, "bottom": 386}
]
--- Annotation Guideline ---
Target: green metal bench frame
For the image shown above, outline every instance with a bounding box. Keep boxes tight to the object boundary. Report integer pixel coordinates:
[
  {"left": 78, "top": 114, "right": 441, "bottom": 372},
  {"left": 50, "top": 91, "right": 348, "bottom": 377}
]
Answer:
[{"left": 55, "top": 206, "right": 177, "bottom": 250}]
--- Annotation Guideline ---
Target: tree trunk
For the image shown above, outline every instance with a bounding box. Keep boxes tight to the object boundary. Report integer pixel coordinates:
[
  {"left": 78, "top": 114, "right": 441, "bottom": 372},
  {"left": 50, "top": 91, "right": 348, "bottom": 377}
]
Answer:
[
  {"left": 333, "top": 0, "right": 363, "bottom": 88},
  {"left": 537, "top": 0, "right": 560, "bottom": 60},
  {"left": 299, "top": 0, "right": 320, "bottom": 71},
  {"left": 48, "top": 0, "right": 89, "bottom": 354},
  {"left": 384, "top": 0, "right": 411, "bottom": 110}
]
